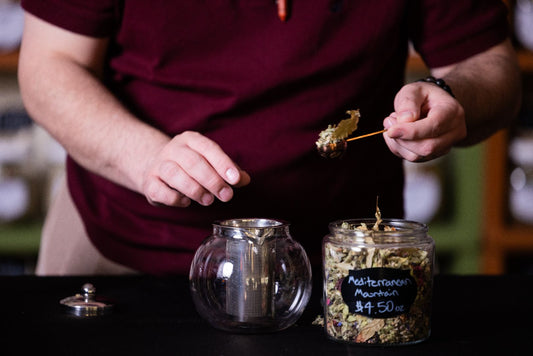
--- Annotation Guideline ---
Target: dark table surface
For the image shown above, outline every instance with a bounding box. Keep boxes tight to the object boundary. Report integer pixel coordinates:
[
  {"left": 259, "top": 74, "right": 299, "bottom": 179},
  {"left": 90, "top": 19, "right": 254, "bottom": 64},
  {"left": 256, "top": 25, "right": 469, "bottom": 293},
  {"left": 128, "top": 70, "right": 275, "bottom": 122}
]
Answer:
[{"left": 1, "top": 273, "right": 532, "bottom": 356}]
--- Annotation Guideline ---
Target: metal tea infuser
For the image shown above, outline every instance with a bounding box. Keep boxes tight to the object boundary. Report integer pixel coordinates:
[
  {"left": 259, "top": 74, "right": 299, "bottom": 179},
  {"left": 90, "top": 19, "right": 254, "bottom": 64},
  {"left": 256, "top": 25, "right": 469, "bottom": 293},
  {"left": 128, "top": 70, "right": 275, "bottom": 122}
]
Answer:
[{"left": 189, "top": 218, "right": 312, "bottom": 332}]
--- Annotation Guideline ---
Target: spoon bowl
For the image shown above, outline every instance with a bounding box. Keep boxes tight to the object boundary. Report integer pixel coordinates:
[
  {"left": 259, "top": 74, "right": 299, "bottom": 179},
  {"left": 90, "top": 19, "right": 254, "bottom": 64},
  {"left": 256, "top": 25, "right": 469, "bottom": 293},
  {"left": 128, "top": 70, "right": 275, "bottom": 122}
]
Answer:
[{"left": 317, "top": 139, "right": 347, "bottom": 159}]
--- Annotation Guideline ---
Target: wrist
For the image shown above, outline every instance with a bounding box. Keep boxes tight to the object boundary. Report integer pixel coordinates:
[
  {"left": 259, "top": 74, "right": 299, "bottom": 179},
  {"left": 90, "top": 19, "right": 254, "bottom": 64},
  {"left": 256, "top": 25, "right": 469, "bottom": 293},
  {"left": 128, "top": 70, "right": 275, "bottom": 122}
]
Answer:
[{"left": 416, "top": 76, "right": 455, "bottom": 98}]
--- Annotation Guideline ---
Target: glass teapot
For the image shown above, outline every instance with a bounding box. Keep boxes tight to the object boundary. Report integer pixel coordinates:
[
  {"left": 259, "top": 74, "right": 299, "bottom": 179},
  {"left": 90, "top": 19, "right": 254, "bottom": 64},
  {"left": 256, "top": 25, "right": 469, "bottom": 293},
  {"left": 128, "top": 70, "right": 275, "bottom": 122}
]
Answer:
[{"left": 189, "top": 218, "right": 312, "bottom": 333}]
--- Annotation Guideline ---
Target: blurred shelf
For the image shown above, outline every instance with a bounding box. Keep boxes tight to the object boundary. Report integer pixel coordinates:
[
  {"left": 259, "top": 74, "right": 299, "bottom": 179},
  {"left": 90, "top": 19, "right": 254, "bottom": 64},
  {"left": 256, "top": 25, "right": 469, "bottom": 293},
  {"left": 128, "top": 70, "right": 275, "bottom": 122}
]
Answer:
[
  {"left": 0, "top": 220, "right": 41, "bottom": 257},
  {"left": 426, "top": 145, "right": 485, "bottom": 274},
  {"left": 481, "top": 130, "right": 533, "bottom": 274},
  {"left": 406, "top": 54, "right": 426, "bottom": 72},
  {"left": 0, "top": 50, "right": 19, "bottom": 72},
  {"left": 407, "top": 49, "right": 533, "bottom": 73},
  {"left": 518, "top": 49, "right": 533, "bottom": 72}
]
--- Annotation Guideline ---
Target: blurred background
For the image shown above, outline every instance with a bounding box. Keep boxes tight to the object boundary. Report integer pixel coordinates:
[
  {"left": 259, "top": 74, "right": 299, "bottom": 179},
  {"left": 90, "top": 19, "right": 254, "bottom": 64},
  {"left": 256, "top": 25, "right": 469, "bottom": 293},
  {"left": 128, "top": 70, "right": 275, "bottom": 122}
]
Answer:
[{"left": 1, "top": 0, "right": 532, "bottom": 275}]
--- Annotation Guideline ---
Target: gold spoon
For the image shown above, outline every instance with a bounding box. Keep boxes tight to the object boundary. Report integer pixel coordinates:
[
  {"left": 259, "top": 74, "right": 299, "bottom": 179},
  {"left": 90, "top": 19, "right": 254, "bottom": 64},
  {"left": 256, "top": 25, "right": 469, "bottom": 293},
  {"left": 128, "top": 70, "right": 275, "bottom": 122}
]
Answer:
[
  {"left": 317, "top": 129, "right": 387, "bottom": 159},
  {"left": 346, "top": 129, "right": 387, "bottom": 142}
]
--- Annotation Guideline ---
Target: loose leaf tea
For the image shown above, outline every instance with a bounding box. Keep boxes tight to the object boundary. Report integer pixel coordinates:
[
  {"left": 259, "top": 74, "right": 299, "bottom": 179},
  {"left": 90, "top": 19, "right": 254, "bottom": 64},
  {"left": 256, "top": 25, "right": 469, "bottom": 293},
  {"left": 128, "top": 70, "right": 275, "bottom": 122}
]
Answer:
[
  {"left": 320, "top": 207, "right": 434, "bottom": 345},
  {"left": 316, "top": 109, "right": 360, "bottom": 148}
]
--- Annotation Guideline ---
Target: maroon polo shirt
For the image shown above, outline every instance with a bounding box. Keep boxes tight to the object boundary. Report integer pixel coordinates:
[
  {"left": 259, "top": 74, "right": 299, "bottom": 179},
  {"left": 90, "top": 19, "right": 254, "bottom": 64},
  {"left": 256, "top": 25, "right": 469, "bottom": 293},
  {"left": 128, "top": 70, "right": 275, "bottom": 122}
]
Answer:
[{"left": 22, "top": 0, "right": 508, "bottom": 274}]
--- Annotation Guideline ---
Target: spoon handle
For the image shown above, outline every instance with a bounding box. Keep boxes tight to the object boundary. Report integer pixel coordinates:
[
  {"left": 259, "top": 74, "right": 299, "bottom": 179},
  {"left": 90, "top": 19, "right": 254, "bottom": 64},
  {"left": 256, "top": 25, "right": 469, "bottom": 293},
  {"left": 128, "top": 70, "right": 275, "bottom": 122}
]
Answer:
[{"left": 346, "top": 129, "right": 387, "bottom": 142}]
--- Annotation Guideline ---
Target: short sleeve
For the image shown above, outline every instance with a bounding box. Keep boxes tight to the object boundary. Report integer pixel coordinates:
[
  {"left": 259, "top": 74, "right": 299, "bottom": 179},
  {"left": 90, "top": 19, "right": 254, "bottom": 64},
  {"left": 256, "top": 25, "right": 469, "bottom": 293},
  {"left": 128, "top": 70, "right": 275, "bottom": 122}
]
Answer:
[
  {"left": 21, "top": 0, "right": 119, "bottom": 38},
  {"left": 410, "top": 0, "right": 509, "bottom": 68}
]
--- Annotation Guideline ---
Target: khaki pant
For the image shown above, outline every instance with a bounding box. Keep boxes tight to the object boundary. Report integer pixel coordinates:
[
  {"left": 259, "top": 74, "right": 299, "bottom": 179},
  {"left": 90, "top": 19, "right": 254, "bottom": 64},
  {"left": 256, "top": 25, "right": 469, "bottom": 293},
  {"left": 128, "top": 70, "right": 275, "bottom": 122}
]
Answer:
[{"left": 36, "top": 179, "right": 137, "bottom": 275}]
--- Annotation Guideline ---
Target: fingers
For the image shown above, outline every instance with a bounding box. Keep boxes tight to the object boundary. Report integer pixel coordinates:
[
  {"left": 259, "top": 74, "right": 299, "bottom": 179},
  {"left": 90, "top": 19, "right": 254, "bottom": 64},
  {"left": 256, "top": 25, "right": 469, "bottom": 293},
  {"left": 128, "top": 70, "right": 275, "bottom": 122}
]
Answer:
[
  {"left": 384, "top": 85, "right": 426, "bottom": 142},
  {"left": 143, "top": 131, "right": 251, "bottom": 207},
  {"left": 185, "top": 132, "right": 251, "bottom": 187},
  {"left": 392, "top": 90, "right": 422, "bottom": 124},
  {"left": 384, "top": 111, "right": 462, "bottom": 161},
  {"left": 143, "top": 174, "right": 191, "bottom": 208},
  {"left": 383, "top": 129, "right": 453, "bottom": 162},
  {"left": 383, "top": 82, "right": 466, "bottom": 162},
  {"left": 386, "top": 105, "right": 457, "bottom": 140}
]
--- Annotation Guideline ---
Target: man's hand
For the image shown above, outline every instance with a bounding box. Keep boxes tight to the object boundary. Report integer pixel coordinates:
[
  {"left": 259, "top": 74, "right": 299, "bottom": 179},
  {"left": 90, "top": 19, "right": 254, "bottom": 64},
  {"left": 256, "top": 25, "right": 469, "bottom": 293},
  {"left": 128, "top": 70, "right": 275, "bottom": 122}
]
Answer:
[
  {"left": 142, "top": 131, "right": 251, "bottom": 207},
  {"left": 384, "top": 39, "right": 521, "bottom": 162},
  {"left": 383, "top": 82, "right": 466, "bottom": 162}
]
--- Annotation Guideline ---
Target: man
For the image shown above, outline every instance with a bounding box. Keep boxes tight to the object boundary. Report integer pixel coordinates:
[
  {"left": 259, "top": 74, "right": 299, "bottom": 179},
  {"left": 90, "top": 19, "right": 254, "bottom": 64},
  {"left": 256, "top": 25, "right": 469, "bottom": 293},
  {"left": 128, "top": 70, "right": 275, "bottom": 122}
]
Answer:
[{"left": 17, "top": 1, "right": 521, "bottom": 275}]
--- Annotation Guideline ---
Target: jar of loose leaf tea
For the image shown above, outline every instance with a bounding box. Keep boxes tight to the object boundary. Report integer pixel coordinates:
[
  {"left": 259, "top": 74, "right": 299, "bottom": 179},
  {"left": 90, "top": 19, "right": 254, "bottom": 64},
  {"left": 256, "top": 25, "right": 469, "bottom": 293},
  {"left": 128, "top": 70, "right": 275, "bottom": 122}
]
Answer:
[{"left": 322, "top": 218, "right": 434, "bottom": 345}]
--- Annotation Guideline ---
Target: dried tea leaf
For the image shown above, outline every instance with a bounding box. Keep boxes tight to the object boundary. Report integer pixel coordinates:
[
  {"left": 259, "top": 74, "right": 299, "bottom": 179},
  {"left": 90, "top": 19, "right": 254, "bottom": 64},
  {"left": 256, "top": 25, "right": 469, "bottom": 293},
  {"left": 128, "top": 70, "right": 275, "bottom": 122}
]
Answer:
[
  {"left": 365, "top": 247, "right": 375, "bottom": 269},
  {"left": 334, "top": 110, "right": 360, "bottom": 140},
  {"left": 316, "top": 109, "right": 360, "bottom": 147},
  {"left": 356, "top": 319, "right": 385, "bottom": 343},
  {"left": 372, "top": 197, "right": 382, "bottom": 231},
  {"left": 312, "top": 315, "right": 324, "bottom": 326}
]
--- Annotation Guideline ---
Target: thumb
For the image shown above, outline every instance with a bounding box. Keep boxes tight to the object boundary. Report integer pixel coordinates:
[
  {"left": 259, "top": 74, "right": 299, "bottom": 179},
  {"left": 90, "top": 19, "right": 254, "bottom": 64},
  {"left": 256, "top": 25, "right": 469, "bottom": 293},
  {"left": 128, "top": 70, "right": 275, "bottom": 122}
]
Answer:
[
  {"left": 394, "top": 86, "right": 424, "bottom": 123},
  {"left": 395, "top": 110, "right": 417, "bottom": 123}
]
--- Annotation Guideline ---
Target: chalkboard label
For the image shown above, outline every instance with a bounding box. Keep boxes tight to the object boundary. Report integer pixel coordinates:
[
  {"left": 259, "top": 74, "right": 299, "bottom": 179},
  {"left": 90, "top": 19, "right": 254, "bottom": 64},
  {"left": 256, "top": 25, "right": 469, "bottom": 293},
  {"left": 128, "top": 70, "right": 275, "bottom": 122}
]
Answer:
[{"left": 340, "top": 268, "right": 417, "bottom": 318}]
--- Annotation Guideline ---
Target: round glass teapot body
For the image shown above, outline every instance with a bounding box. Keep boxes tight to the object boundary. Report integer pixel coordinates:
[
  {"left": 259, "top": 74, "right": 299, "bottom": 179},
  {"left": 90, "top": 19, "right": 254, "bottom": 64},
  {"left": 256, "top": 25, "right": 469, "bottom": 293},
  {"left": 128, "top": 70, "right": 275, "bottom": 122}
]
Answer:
[{"left": 189, "top": 218, "right": 312, "bottom": 333}]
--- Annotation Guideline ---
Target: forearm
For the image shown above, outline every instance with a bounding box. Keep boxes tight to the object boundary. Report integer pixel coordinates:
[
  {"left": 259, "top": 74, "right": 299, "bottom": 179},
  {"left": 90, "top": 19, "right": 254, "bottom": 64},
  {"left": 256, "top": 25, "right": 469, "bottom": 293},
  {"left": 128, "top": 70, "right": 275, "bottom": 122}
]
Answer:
[
  {"left": 18, "top": 52, "right": 170, "bottom": 193},
  {"left": 17, "top": 13, "right": 251, "bottom": 209},
  {"left": 431, "top": 39, "right": 522, "bottom": 146}
]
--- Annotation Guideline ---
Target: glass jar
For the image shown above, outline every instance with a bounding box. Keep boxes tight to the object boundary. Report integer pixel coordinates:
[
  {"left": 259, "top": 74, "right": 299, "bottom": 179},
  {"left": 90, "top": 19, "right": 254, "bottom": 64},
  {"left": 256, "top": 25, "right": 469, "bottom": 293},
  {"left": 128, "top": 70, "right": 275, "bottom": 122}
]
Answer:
[
  {"left": 189, "top": 218, "right": 312, "bottom": 333},
  {"left": 509, "top": 131, "right": 533, "bottom": 225},
  {"left": 322, "top": 219, "right": 434, "bottom": 345},
  {"left": 515, "top": 0, "right": 533, "bottom": 51}
]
